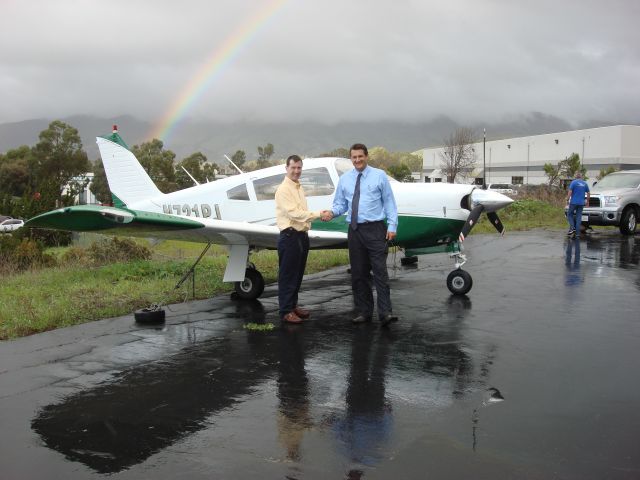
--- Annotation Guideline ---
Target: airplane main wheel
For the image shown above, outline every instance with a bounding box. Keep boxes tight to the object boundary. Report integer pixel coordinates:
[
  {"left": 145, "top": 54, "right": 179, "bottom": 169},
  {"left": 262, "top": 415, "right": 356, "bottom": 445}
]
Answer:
[
  {"left": 234, "top": 268, "right": 265, "bottom": 300},
  {"left": 447, "top": 269, "right": 473, "bottom": 295}
]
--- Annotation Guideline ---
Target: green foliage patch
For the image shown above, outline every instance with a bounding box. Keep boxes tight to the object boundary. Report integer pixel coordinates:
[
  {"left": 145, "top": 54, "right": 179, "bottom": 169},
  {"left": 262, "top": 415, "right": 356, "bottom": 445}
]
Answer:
[{"left": 0, "top": 239, "right": 349, "bottom": 340}]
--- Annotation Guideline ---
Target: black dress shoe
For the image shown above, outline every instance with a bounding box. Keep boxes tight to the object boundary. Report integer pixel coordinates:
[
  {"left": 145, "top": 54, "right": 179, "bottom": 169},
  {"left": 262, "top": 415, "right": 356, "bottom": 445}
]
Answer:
[
  {"left": 380, "top": 313, "right": 398, "bottom": 327},
  {"left": 352, "top": 315, "right": 372, "bottom": 324}
]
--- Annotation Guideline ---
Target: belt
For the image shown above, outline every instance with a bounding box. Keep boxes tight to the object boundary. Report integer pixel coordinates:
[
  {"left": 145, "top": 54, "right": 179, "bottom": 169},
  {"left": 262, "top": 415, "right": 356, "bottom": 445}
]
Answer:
[{"left": 357, "top": 220, "right": 384, "bottom": 225}]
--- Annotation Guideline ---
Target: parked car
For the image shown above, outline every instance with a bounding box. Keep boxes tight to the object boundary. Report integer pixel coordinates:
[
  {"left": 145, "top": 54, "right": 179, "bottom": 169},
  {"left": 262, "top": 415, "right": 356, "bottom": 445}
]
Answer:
[
  {"left": 486, "top": 183, "right": 517, "bottom": 195},
  {"left": 0, "top": 218, "right": 24, "bottom": 233},
  {"left": 578, "top": 169, "right": 640, "bottom": 235}
]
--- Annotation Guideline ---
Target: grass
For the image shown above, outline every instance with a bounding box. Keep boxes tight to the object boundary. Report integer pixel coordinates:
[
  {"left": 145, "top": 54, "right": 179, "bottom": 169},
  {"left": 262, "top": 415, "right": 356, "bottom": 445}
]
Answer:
[
  {"left": 473, "top": 198, "right": 569, "bottom": 233},
  {"left": 0, "top": 239, "right": 349, "bottom": 340}
]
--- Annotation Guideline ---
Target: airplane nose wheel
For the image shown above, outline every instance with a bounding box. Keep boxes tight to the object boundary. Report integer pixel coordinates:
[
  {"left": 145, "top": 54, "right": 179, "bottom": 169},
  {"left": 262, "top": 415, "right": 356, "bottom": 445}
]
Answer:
[
  {"left": 447, "top": 269, "right": 473, "bottom": 295},
  {"left": 234, "top": 268, "right": 265, "bottom": 300}
]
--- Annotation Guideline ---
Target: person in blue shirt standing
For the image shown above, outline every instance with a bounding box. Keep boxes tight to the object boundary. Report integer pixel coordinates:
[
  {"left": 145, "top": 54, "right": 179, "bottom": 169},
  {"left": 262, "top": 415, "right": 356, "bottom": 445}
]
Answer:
[
  {"left": 322, "top": 143, "right": 399, "bottom": 327},
  {"left": 566, "top": 172, "right": 590, "bottom": 239}
]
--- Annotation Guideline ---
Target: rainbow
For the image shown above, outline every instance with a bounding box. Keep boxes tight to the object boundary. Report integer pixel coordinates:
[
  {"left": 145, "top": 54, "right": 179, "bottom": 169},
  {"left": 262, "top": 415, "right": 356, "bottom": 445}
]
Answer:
[{"left": 149, "top": 0, "right": 291, "bottom": 144}]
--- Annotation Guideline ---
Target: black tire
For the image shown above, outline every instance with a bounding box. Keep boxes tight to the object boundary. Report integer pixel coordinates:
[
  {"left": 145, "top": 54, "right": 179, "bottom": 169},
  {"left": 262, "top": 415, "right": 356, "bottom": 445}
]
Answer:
[
  {"left": 234, "top": 268, "right": 265, "bottom": 300},
  {"left": 134, "top": 307, "right": 166, "bottom": 324},
  {"left": 619, "top": 208, "right": 637, "bottom": 235},
  {"left": 401, "top": 256, "right": 418, "bottom": 266},
  {"left": 446, "top": 269, "right": 473, "bottom": 295}
]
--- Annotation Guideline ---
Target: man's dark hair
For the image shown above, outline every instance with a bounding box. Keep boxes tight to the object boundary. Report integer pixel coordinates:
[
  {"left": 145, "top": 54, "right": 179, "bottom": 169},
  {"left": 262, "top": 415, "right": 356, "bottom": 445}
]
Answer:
[
  {"left": 286, "top": 154, "right": 303, "bottom": 166},
  {"left": 350, "top": 143, "right": 368, "bottom": 156}
]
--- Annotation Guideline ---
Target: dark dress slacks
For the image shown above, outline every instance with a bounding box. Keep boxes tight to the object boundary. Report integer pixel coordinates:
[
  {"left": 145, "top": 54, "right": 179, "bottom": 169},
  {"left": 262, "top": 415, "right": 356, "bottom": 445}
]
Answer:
[
  {"left": 277, "top": 229, "right": 309, "bottom": 319},
  {"left": 347, "top": 221, "right": 392, "bottom": 318}
]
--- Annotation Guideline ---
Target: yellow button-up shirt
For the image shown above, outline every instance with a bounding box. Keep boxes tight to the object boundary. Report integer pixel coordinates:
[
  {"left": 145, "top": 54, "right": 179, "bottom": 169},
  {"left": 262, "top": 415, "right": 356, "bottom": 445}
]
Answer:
[{"left": 275, "top": 176, "right": 320, "bottom": 232}]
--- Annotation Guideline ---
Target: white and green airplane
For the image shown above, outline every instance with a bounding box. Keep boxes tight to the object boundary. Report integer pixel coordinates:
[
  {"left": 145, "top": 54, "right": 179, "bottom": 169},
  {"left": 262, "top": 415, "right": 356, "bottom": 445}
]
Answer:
[{"left": 26, "top": 127, "right": 513, "bottom": 298}]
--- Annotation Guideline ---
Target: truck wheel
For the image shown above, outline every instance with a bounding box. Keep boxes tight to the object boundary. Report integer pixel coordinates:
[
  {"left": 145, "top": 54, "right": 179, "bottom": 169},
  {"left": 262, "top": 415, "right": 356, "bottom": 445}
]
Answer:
[{"left": 619, "top": 208, "right": 637, "bottom": 235}]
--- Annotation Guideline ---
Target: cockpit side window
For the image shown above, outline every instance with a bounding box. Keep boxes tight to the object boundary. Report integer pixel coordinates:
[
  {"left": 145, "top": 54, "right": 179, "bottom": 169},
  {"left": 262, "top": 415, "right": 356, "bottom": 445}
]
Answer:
[
  {"left": 300, "top": 167, "right": 335, "bottom": 196},
  {"left": 254, "top": 174, "right": 286, "bottom": 201},
  {"left": 227, "top": 183, "right": 250, "bottom": 201}
]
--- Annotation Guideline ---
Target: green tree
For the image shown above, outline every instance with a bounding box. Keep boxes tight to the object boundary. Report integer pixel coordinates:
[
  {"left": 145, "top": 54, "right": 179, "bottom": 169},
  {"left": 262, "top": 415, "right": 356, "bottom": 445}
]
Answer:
[
  {"left": 31, "top": 120, "right": 90, "bottom": 208},
  {"left": 231, "top": 150, "right": 246, "bottom": 170},
  {"left": 318, "top": 147, "right": 350, "bottom": 158},
  {"left": 395, "top": 152, "right": 422, "bottom": 172},
  {"left": 559, "top": 153, "right": 586, "bottom": 180},
  {"left": 175, "top": 152, "right": 218, "bottom": 189},
  {"left": 89, "top": 159, "right": 112, "bottom": 204},
  {"left": 368, "top": 146, "right": 394, "bottom": 170},
  {"left": 597, "top": 166, "right": 618, "bottom": 180},
  {"left": 0, "top": 146, "right": 32, "bottom": 197},
  {"left": 131, "top": 139, "right": 177, "bottom": 193},
  {"left": 543, "top": 162, "right": 562, "bottom": 187},
  {"left": 388, "top": 163, "right": 414, "bottom": 182},
  {"left": 257, "top": 143, "right": 274, "bottom": 169}
]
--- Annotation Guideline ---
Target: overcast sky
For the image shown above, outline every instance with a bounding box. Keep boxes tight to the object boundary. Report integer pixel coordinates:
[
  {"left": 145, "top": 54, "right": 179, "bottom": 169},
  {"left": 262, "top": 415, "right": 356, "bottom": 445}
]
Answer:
[{"left": 1, "top": 0, "right": 639, "bottom": 128}]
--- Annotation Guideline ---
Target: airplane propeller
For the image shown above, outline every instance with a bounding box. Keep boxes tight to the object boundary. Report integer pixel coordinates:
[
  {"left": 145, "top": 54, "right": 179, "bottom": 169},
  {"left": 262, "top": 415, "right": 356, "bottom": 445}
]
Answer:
[{"left": 458, "top": 189, "right": 511, "bottom": 242}]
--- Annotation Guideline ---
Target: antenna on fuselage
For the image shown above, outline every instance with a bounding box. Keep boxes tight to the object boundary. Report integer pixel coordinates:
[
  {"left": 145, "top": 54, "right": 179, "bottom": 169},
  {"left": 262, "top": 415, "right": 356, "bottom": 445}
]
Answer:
[
  {"left": 180, "top": 166, "right": 200, "bottom": 186},
  {"left": 224, "top": 154, "right": 244, "bottom": 175}
]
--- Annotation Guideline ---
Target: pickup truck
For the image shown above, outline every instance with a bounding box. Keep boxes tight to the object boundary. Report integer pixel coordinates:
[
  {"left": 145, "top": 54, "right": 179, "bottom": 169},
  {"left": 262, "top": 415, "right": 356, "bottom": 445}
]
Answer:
[{"left": 579, "top": 169, "right": 640, "bottom": 235}]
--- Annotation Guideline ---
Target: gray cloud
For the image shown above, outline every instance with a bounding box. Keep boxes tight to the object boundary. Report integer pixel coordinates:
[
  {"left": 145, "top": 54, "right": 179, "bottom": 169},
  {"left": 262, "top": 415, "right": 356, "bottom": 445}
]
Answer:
[{"left": 1, "top": 0, "right": 638, "bottom": 126}]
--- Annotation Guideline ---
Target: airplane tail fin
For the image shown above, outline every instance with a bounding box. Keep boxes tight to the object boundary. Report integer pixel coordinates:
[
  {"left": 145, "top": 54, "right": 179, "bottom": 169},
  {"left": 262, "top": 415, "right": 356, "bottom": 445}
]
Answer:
[{"left": 96, "top": 127, "right": 163, "bottom": 208}]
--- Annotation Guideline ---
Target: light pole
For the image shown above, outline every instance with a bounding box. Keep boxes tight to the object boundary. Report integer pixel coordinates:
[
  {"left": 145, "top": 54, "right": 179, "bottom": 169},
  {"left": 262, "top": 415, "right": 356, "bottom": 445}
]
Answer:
[
  {"left": 526, "top": 142, "right": 530, "bottom": 185},
  {"left": 483, "top": 128, "right": 486, "bottom": 188}
]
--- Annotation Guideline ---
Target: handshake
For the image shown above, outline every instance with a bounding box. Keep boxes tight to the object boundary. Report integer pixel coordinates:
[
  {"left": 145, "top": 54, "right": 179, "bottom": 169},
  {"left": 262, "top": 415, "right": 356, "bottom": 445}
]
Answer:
[{"left": 320, "top": 210, "right": 334, "bottom": 222}]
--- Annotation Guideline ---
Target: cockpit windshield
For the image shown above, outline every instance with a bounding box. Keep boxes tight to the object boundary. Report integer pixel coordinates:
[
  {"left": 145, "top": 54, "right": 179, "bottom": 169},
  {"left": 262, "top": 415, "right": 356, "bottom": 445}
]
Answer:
[{"left": 334, "top": 158, "right": 353, "bottom": 177}]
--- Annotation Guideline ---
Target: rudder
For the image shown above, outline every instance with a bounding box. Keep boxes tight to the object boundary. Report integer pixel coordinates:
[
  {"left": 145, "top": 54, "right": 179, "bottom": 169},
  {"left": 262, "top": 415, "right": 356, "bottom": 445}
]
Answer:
[{"left": 96, "top": 136, "right": 163, "bottom": 207}]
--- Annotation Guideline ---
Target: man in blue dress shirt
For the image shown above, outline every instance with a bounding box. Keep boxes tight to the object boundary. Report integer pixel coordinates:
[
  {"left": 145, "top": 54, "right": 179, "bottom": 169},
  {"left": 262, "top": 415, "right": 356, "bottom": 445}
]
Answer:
[{"left": 324, "top": 143, "right": 399, "bottom": 327}]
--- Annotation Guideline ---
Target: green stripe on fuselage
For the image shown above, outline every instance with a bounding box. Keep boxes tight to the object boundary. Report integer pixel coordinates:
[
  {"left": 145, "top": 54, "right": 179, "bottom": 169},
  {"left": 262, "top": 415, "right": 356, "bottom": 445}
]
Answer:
[{"left": 311, "top": 214, "right": 464, "bottom": 249}]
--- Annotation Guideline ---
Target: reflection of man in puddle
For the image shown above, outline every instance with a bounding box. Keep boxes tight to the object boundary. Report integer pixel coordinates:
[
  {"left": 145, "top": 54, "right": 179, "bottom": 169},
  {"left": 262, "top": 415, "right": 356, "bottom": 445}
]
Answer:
[
  {"left": 277, "top": 325, "right": 312, "bottom": 461},
  {"left": 564, "top": 238, "right": 582, "bottom": 286},
  {"left": 332, "top": 328, "right": 393, "bottom": 469}
]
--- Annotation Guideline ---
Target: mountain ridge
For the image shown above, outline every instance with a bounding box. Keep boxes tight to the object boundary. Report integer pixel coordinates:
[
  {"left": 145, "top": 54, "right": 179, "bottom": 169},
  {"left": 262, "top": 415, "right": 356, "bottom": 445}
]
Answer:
[{"left": 0, "top": 114, "right": 633, "bottom": 164}]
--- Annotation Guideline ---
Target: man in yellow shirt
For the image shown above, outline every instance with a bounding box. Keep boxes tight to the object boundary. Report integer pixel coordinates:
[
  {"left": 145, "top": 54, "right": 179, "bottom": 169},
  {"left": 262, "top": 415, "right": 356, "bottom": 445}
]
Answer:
[{"left": 275, "top": 155, "right": 328, "bottom": 323}]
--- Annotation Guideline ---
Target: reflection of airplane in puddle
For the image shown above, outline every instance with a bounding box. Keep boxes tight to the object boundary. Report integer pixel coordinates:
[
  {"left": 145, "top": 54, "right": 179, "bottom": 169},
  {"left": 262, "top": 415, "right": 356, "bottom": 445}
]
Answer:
[
  {"left": 26, "top": 127, "right": 512, "bottom": 297},
  {"left": 31, "top": 300, "right": 495, "bottom": 474}
]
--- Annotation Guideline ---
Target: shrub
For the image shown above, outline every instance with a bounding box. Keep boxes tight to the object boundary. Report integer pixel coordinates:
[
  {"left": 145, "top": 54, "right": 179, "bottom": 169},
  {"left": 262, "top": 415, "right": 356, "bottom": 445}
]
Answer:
[
  {"left": 87, "top": 237, "right": 152, "bottom": 265},
  {"left": 60, "top": 246, "right": 88, "bottom": 265},
  {"left": 0, "top": 236, "right": 57, "bottom": 274}
]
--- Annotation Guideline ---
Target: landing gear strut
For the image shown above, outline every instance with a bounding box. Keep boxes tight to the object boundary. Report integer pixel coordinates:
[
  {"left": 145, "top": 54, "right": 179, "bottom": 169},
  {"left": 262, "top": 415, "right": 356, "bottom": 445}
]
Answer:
[{"left": 447, "top": 248, "right": 473, "bottom": 295}]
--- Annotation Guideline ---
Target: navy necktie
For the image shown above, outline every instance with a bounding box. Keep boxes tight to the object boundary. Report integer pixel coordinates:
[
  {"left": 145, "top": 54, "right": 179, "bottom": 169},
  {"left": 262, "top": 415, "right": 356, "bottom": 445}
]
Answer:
[{"left": 351, "top": 173, "right": 362, "bottom": 230}]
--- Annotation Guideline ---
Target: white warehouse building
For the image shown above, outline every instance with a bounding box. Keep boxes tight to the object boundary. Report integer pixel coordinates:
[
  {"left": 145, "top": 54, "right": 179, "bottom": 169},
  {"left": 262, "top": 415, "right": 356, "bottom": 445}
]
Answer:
[{"left": 420, "top": 124, "right": 640, "bottom": 186}]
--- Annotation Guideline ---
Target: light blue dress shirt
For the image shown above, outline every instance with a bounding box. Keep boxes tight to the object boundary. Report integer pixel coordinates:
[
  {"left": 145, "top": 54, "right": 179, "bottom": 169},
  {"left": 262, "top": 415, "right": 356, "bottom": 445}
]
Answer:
[{"left": 332, "top": 165, "right": 398, "bottom": 232}]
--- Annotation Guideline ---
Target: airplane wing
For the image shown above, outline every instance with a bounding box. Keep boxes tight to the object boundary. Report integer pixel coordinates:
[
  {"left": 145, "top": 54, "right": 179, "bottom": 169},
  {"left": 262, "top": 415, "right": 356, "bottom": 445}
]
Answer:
[{"left": 25, "top": 205, "right": 347, "bottom": 250}]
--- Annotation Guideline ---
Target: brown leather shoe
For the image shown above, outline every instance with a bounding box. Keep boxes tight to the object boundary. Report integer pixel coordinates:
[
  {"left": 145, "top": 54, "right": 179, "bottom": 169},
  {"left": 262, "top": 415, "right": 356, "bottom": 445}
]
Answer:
[
  {"left": 283, "top": 311, "right": 303, "bottom": 324},
  {"left": 293, "top": 306, "right": 310, "bottom": 319}
]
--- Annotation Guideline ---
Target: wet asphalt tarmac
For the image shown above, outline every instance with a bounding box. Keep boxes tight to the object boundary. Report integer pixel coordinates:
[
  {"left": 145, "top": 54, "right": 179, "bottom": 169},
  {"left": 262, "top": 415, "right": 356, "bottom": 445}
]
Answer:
[{"left": 1, "top": 230, "right": 639, "bottom": 480}]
